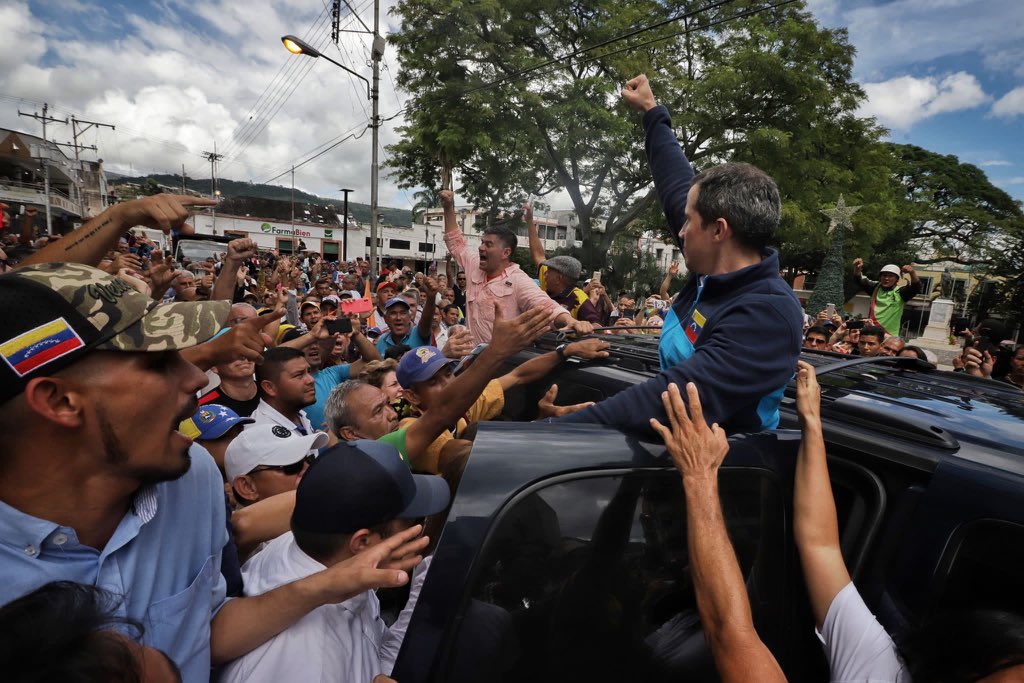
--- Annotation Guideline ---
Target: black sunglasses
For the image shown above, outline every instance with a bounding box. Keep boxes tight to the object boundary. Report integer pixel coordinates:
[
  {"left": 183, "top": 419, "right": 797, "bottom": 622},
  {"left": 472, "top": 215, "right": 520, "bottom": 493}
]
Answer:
[{"left": 249, "top": 454, "right": 315, "bottom": 476}]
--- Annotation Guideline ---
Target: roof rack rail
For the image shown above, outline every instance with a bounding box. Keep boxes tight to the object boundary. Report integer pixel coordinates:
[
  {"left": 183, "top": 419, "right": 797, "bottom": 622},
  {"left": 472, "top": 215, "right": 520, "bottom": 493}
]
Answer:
[{"left": 810, "top": 354, "right": 934, "bottom": 375}]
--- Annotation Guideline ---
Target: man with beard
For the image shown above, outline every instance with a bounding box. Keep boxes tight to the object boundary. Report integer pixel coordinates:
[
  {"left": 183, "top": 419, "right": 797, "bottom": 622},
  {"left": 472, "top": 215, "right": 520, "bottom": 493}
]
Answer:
[
  {"left": 289, "top": 320, "right": 381, "bottom": 433},
  {"left": 0, "top": 260, "right": 426, "bottom": 682},
  {"left": 252, "top": 347, "right": 317, "bottom": 435}
]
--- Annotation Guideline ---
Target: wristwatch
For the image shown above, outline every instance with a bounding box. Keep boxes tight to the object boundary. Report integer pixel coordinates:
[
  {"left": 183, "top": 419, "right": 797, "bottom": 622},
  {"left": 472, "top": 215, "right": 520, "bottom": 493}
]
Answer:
[{"left": 555, "top": 343, "right": 569, "bottom": 361}]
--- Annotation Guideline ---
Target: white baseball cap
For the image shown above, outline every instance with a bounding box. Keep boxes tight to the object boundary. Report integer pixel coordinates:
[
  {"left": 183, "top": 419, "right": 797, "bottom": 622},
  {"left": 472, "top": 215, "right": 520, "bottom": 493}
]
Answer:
[
  {"left": 880, "top": 264, "right": 901, "bottom": 276},
  {"left": 225, "top": 423, "right": 329, "bottom": 482}
]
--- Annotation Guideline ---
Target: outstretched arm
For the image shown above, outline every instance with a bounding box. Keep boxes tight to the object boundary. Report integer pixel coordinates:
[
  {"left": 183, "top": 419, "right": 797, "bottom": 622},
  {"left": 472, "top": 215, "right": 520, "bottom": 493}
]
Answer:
[
  {"left": 19, "top": 194, "right": 215, "bottom": 269},
  {"left": 660, "top": 261, "right": 680, "bottom": 300},
  {"left": 497, "top": 338, "right": 610, "bottom": 391},
  {"left": 213, "top": 238, "right": 256, "bottom": 302},
  {"left": 793, "top": 361, "right": 850, "bottom": 629},
  {"left": 622, "top": 74, "right": 694, "bottom": 244},
  {"left": 404, "top": 304, "right": 552, "bottom": 459},
  {"left": 525, "top": 202, "right": 545, "bottom": 267},
  {"left": 650, "top": 383, "right": 786, "bottom": 683}
]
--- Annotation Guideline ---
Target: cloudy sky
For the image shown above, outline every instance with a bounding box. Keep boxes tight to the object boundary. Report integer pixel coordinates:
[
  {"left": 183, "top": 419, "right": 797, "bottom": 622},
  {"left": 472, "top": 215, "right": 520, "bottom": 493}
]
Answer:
[{"left": 2, "top": 0, "right": 1022, "bottom": 213}]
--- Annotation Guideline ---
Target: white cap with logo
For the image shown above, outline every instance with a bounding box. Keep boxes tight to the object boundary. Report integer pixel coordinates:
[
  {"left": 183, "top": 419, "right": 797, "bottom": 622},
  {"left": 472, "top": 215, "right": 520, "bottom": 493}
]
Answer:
[
  {"left": 225, "top": 423, "right": 328, "bottom": 482},
  {"left": 880, "top": 264, "right": 901, "bottom": 276}
]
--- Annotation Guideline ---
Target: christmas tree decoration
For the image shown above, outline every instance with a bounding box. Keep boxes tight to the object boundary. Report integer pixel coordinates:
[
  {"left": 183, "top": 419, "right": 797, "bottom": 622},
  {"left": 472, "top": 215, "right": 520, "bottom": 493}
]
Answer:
[{"left": 807, "top": 195, "right": 862, "bottom": 315}]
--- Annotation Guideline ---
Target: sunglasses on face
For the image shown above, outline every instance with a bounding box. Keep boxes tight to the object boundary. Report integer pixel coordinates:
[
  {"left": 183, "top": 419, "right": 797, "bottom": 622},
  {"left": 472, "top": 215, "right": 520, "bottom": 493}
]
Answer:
[{"left": 249, "top": 453, "right": 315, "bottom": 476}]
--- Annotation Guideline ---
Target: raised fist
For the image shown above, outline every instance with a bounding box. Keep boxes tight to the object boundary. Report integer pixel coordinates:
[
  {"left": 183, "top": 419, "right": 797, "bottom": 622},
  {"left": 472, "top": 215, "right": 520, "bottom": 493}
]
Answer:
[{"left": 621, "top": 74, "right": 658, "bottom": 113}]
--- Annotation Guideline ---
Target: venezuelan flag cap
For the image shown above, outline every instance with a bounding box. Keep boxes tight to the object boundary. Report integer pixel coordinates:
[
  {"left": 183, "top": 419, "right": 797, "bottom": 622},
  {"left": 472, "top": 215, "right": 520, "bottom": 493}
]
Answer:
[{"left": 0, "top": 263, "right": 229, "bottom": 403}]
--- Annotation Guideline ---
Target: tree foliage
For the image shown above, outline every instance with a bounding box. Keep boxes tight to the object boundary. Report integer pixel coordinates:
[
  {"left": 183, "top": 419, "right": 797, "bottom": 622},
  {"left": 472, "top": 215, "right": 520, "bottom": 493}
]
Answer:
[{"left": 387, "top": 0, "right": 887, "bottom": 275}]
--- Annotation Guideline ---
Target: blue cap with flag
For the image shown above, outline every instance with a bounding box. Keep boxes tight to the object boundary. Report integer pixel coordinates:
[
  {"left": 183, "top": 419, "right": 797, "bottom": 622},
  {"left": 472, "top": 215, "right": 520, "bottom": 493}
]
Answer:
[{"left": 192, "top": 404, "right": 255, "bottom": 440}]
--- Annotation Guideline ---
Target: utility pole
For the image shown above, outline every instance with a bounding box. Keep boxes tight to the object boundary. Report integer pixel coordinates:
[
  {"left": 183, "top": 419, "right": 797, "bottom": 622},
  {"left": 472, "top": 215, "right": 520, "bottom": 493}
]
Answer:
[
  {"left": 201, "top": 146, "right": 223, "bottom": 233},
  {"left": 18, "top": 103, "right": 67, "bottom": 235},
  {"left": 70, "top": 117, "right": 114, "bottom": 161},
  {"left": 369, "top": 0, "right": 383, "bottom": 282},
  {"left": 181, "top": 164, "right": 188, "bottom": 194},
  {"left": 331, "top": 0, "right": 341, "bottom": 43},
  {"left": 290, "top": 166, "right": 295, "bottom": 230},
  {"left": 339, "top": 188, "right": 352, "bottom": 262}
]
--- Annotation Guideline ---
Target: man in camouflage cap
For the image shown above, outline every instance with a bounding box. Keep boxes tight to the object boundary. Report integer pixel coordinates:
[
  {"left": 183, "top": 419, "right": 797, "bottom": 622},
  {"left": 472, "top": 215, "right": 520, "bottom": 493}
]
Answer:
[{"left": 0, "top": 256, "right": 427, "bottom": 680}]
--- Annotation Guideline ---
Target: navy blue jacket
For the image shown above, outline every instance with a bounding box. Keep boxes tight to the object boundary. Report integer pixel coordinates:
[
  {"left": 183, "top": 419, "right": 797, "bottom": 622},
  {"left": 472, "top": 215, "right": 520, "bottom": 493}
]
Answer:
[{"left": 558, "top": 105, "right": 803, "bottom": 434}]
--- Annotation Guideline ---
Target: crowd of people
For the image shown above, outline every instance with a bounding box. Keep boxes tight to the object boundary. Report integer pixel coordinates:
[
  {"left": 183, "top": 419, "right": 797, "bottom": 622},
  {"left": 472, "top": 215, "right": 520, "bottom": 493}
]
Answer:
[{"left": 0, "top": 73, "right": 1021, "bottom": 683}]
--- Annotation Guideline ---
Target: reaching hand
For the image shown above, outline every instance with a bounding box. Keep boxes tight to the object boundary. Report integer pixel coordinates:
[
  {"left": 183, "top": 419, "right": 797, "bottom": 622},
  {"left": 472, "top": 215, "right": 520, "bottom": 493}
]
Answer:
[
  {"left": 146, "top": 251, "right": 180, "bottom": 300},
  {"left": 621, "top": 74, "right": 658, "bottom": 113},
  {"left": 116, "top": 268, "right": 151, "bottom": 297},
  {"left": 206, "top": 308, "right": 282, "bottom": 365},
  {"left": 566, "top": 338, "right": 611, "bottom": 360},
  {"left": 112, "top": 194, "right": 213, "bottom": 234},
  {"left": 523, "top": 201, "right": 533, "bottom": 229},
  {"left": 439, "top": 190, "right": 455, "bottom": 211},
  {"left": 901, "top": 264, "right": 914, "bottom": 274},
  {"left": 669, "top": 261, "right": 680, "bottom": 276},
  {"left": 315, "top": 524, "right": 429, "bottom": 605},
  {"left": 441, "top": 326, "right": 474, "bottom": 358},
  {"left": 852, "top": 257, "right": 864, "bottom": 274},
  {"left": 794, "top": 361, "right": 821, "bottom": 427},
  {"left": 537, "top": 384, "right": 594, "bottom": 418},
  {"left": 562, "top": 318, "right": 594, "bottom": 336},
  {"left": 488, "top": 304, "right": 552, "bottom": 359},
  {"left": 649, "top": 382, "right": 729, "bottom": 481}
]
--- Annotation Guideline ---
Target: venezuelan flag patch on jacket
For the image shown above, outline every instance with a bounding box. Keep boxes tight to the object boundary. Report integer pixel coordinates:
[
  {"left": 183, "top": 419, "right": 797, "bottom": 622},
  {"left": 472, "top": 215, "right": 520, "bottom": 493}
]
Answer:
[
  {"left": 684, "top": 309, "right": 706, "bottom": 344},
  {"left": 0, "top": 317, "right": 85, "bottom": 377}
]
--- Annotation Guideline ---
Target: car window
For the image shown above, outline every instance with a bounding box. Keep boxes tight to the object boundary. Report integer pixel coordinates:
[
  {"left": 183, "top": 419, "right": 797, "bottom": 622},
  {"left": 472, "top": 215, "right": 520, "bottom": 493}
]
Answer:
[
  {"left": 934, "top": 519, "right": 1024, "bottom": 615},
  {"left": 442, "top": 468, "right": 786, "bottom": 683}
]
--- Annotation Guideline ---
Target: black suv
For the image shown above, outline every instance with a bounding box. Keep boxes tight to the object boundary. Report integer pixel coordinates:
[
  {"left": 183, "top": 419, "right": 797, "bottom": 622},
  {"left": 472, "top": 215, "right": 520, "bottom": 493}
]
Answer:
[{"left": 393, "top": 334, "right": 1024, "bottom": 683}]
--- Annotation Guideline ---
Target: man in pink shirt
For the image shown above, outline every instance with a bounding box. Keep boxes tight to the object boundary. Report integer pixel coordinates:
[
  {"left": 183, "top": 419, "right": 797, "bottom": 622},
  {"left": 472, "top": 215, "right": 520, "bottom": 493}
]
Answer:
[{"left": 441, "top": 190, "right": 594, "bottom": 345}]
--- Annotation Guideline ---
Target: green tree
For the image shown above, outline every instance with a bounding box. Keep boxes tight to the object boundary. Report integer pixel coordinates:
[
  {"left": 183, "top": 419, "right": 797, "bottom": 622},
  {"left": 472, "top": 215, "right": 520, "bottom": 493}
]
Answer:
[
  {"left": 886, "top": 143, "right": 1024, "bottom": 267},
  {"left": 388, "top": 0, "right": 886, "bottom": 261},
  {"left": 411, "top": 187, "right": 441, "bottom": 223}
]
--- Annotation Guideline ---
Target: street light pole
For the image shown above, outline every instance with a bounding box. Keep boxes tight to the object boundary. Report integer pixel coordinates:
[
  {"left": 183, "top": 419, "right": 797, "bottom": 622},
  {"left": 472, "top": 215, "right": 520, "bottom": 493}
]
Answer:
[{"left": 369, "top": 0, "right": 383, "bottom": 283}]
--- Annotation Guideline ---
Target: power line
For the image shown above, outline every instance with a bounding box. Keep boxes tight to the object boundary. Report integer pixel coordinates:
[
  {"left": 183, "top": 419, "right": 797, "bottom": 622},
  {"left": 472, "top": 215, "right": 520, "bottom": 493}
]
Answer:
[
  {"left": 257, "top": 122, "right": 370, "bottom": 185},
  {"left": 213, "top": 0, "right": 375, "bottom": 178}
]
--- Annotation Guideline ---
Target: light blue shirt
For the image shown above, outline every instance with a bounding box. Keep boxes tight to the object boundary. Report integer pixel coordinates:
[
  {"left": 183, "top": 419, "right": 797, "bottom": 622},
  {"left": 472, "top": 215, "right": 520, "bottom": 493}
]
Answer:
[
  {"left": 308, "top": 363, "right": 352, "bottom": 432},
  {"left": 376, "top": 327, "right": 430, "bottom": 356},
  {"left": 0, "top": 445, "right": 228, "bottom": 683}
]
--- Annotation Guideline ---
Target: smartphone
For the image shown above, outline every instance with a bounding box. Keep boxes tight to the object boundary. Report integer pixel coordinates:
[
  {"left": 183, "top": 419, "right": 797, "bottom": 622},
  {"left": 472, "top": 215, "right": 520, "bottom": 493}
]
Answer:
[
  {"left": 341, "top": 297, "right": 374, "bottom": 316},
  {"left": 847, "top": 320, "right": 865, "bottom": 330},
  {"left": 325, "top": 318, "right": 353, "bottom": 335},
  {"left": 621, "top": 309, "right": 637, "bottom": 319},
  {"left": 825, "top": 303, "right": 836, "bottom": 318},
  {"left": 592, "top": 270, "right": 601, "bottom": 283}
]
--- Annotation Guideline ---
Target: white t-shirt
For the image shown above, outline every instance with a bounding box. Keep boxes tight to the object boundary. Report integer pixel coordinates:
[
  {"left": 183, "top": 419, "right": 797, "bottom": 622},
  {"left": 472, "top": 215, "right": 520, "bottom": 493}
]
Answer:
[
  {"left": 219, "top": 532, "right": 412, "bottom": 683},
  {"left": 817, "top": 582, "right": 910, "bottom": 682}
]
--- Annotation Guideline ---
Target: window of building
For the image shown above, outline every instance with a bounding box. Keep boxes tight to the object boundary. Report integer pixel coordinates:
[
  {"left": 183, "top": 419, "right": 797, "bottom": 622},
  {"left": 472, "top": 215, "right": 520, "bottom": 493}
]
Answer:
[
  {"left": 276, "top": 238, "right": 293, "bottom": 254},
  {"left": 322, "top": 240, "right": 340, "bottom": 261},
  {"left": 444, "top": 468, "right": 786, "bottom": 682},
  {"left": 545, "top": 226, "right": 557, "bottom": 241},
  {"left": 364, "top": 237, "right": 383, "bottom": 247},
  {"left": 557, "top": 227, "right": 567, "bottom": 241},
  {"left": 225, "top": 230, "right": 247, "bottom": 239},
  {"left": 417, "top": 242, "right": 435, "bottom": 253},
  {"left": 951, "top": 278, "right": 968, "bottom": 301},
  {"left": 390, "top": 239, "right": 411, "bottom": 250}
]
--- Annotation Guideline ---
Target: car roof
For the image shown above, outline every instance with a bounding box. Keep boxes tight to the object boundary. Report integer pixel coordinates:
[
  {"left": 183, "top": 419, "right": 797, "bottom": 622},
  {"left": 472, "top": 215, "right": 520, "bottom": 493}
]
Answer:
[{"left": 795, "top": 351, "right": 1024, "bottom": 460}]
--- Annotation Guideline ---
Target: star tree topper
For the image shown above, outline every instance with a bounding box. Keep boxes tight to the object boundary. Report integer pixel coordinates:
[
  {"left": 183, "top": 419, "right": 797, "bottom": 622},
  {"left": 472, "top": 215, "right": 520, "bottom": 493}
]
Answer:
[{"left": 821, "top": 194, "right": 861, "bottom": 234}]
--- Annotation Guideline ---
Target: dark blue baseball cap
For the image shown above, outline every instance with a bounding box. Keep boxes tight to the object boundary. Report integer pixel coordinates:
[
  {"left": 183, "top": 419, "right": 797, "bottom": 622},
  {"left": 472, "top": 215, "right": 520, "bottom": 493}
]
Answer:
[
  {"left": 291, "top": 439, "right": 450, "bottom": 535},
  {"left": 384, "top": 297, "right": 410, "bottom": 311},
  {"left": 192, "top": 404, "right": 255, "bottom": 440},
  {"left": 396, "top": 345, "right": 457, "bottom": 388}
]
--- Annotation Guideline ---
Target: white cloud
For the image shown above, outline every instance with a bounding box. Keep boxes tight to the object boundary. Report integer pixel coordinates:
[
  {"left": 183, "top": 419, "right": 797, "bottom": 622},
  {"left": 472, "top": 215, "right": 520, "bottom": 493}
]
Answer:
[
  {"left": 992, "top": 86, "right": 1024, "bottom": 119},
  {"left": 998, "top": 177, "right": 1024, "bottom": 185},
  {"left": 860, "top": 72, "right": 990, "bottom": 130},
  {"left": 814, "top": 0, "right": 1024, "bottom": 79},
  {"left": 980, "top": 160, "right": 1014, "bottom": 167},
  {"left": 0, "top": 0, "right": 416, "bottom": 213}
]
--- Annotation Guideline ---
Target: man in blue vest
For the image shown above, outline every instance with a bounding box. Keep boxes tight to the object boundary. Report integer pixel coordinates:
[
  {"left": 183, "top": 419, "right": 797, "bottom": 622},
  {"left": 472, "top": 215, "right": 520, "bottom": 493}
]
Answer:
[{"left": 557, "top": 74, "right": 803, "bottom": 434}]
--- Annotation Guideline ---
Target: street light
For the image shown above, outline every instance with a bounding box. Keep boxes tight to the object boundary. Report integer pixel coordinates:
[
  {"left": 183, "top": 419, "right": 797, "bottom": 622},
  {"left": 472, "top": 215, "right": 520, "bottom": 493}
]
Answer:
[{"left": 280, "top": 19, "right": 384, "bottom": 280}]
